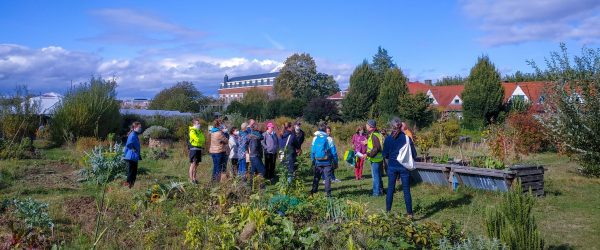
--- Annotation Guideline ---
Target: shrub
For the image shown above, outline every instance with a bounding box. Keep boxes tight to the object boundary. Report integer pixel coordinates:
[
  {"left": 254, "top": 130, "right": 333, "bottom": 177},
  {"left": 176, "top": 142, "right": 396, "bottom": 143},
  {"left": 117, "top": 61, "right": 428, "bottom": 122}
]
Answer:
[
  {"left": 303, "top": 98, "right": 340, "bottom": 124},
  {"left": 327, "top": 121, "right": 365, "bottom": 144},
  {"left": 415, "top": 132, "right": 435, "bottom": 160},
  {"left": 429, "top": 119, "right": 460, "bottom": 146},
  {"left": 507, "top": 112, "right": 549, "bottom": 154},
  {"left": 0, "top": 86, "right": 40, "bottom": 141},
  {"left": 142, "top": 125, "right": 172, "bottom": 140},
  {"left": 146, "top": 147, "right": 169, "bottom": 160},
  {"left": 486, "top": 183, "right": 543, "bottom": 250},
  {"left": 280, "top": 98, "right": 306, "bottom": 118},
  {"left": 0, "top": 137, "right": 35, "bottom": 160},
  {"left": 145, "top": 115, "right": 192, "bottom": 141},
  {"left": 75, "top": 137, "right": 104, "bottom": 153},
  {"left": 439, "top": 236, "right": 507, "bottom": 250},
  {"left": 49, "top": 77, "right": 120, "bottom": 144}
]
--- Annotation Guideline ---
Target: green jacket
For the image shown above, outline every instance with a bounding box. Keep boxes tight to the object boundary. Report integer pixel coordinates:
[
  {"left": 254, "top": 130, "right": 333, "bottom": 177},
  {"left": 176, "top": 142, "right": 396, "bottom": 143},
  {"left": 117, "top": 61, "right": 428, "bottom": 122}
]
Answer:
[{"left": 189, "top": 126, "right": 205, "bottom": 148}]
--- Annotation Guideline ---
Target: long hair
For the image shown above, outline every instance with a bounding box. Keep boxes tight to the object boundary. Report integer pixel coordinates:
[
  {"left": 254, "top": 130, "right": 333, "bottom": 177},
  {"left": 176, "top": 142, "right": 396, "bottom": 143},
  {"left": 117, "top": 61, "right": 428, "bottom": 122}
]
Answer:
[{"left": 389, "top": 117, "right": 403, "bottom": 139}]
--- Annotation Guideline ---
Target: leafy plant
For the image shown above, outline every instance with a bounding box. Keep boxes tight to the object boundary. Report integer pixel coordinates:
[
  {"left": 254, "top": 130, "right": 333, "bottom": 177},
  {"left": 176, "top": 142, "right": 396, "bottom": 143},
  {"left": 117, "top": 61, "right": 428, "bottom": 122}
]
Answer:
[
  {"left": 134, "top": 181, "right": 186, "bottom": 210},
  {"left": 415, "top": 132, "right": 435, "bottom": 161},
  {"left": 440, "top": 236, "right": 507, "bottom": 250},
  {"left": 142, "top": 125, "right": 171, "bottom": 140},
  {"left": 79, "top": 144, "right": 126, "bottom": 185},
  {"left": 0, "top": 137, "right": 35, "bottom": 160},
  {"left": 11, "top": 198, "right": 54, "bottom": 230},
  {"left": 146, "top": 147, "right": 169, "bottom": 160}
]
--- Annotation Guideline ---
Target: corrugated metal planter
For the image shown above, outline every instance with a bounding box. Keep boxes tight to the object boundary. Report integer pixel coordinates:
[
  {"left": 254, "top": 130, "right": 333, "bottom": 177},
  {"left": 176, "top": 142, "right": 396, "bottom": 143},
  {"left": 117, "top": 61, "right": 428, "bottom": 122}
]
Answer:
[{"left": 411, "top": 162, "right": 452, "bottom": 188}]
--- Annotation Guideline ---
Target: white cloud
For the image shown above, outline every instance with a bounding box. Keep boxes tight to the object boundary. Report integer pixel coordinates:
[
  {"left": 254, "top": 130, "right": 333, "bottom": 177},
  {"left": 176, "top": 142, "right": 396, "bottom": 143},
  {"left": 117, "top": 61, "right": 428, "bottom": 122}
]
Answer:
[{"left": 460, "top": 0, "right": 600, "bottom": 46}]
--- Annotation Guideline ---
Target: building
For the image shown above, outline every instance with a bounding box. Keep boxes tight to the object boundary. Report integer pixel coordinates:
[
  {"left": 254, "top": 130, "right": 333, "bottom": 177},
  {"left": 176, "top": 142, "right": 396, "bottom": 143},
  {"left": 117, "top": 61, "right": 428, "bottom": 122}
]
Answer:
[
  {"left": 121, "top": 98, "right": 151, "bottom": 109},
  {"left": 218, "top": 72, "right": 279, "bottom": 103},
  {"left": 27, "top": 92, "right": 63, "bottom": 116},
  {"left": 328, "top": 81, "right": 548, "bottom": 119}
]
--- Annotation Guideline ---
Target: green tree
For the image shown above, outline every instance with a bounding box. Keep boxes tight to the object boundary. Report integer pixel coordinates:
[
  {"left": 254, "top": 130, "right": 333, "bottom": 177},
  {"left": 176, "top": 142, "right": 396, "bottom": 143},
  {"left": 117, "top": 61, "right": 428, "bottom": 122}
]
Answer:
[
  {"left": 262, "top": 99, "right": 285, "bottom": 119},
  {"left": 533, "top": 44, "right": 600, "bottom": 177},
  {"left": 372, "top": 68, "right": 408, "bottom": 117},
  {"left": 371, "top": 46, "right": 397, "bottom": 76},
  {"left": 50, "top": 77, "right": 120, "bottom": 144},
  {"left": 280, "top": 98, "right": 306, "bottom": 118},
  {"left": 149, "top": 81, "right": 208, "bottom": 112},
  {"left": 462, "top": 55, "right": 504, "bottom": 129},
  {"left": 342, "top": 61, "right": 379, "bottom": 121},
  {"left": 435, "top": 75, "right": 465, "bottom": 86},
  {"left": 239, "top": 88, "right": 269, "bottom": 118},
  {"left": 303, "top": 98, "right": 340, "bottom": 124},
  {"left": 274, "top": 53, "right": 339, "bottom": 102},
  {"left": 399, "top": 93, "right": 434, "bottom": 129}
]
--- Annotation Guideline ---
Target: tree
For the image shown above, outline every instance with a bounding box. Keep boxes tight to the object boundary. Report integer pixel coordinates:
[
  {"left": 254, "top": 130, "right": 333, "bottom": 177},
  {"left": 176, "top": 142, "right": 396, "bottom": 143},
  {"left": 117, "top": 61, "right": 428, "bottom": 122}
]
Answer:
[
  {"left": 262, "top": 99, "right": 286, "bottom": 119},
  {"left": 342, "top": 61, "right": 379, "bottom": 121},
  {"left": 303, "top": 98, "right": 340, "bottom": 124},
  {"left": 372, "top": 68, "right": 408, "bottom": 117},
  {"left": 239, "top": 88, "right": 269, "bottom": 118},
  {"left": 50, "top": 77, "right": 120, "bottom": 143},
  {"left": 279, "top": 98, "right": 306, "bottom": 118},
  {"left": 502, "top": 70, "right": 548, "bottom": 82},
  {"left": 533, "top": 44, "right": 600, "bottom": 177},
  {"left": 462, "top": 55, "right": 504, "bottom": 129},
  {"left": 274, "top": 53, "right": 339, "bottom": 102},
  {"left": 435, "top": 75, "right": 466, "bottom": 86},
  {"left": 371, "top": 46, "right": 397, "bottom": 76},
  {"left": 399, "top": 93, "right": 434, "bottom": 129},
  {"left": 149, "top": 81, "right": 208, "bottom": 112}
]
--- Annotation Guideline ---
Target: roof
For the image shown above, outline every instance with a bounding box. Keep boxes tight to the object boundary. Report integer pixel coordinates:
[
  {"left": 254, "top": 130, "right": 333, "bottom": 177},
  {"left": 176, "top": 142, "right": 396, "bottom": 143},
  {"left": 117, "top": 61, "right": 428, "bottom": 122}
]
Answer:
[
  {"left": 502, "top": 81, "right": 547, "bottom": 103},
  {"left": 407, "top": 82, "right": 431, "bottom": 94},
  {"left": 428, "top": 85, "right": 465, "bottom": 109},
  {"left": 327, "top": 90, "right": 348, "bottom": 100},
  {"left": 27, "top": 92, "right": 64, "bottom": 115},
  {"left": 218, "top": 86, "right": 273, "bottom": 94},
  {"left": 226, "top": 72, "right": 279, "bottom": 82},
  {"left": 120, "top": 109, "right": 193, "bottom": 117}
]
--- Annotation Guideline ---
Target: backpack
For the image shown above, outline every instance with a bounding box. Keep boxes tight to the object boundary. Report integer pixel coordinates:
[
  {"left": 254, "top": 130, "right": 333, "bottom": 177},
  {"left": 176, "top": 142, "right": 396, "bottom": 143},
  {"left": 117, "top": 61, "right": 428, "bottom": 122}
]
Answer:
[{"left": 313, "top": 135, "right": 330, "bottom": 161}]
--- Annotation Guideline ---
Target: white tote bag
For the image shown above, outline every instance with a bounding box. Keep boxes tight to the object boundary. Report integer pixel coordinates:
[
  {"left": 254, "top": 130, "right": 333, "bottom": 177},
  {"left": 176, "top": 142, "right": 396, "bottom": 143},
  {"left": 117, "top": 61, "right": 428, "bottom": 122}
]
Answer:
[{"left": 397, "top": 135, "right": 415, "bottom": 170}]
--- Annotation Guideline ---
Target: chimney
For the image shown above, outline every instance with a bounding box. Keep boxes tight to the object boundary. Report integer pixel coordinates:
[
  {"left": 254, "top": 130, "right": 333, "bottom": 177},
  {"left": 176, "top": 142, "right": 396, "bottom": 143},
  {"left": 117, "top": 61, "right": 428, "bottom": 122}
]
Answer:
[
  {"left": 224, "top": 74, "right": 229, "bottom": 83},
  {"left": 425, "top": 79, "right": 432, "bottom": 85}
]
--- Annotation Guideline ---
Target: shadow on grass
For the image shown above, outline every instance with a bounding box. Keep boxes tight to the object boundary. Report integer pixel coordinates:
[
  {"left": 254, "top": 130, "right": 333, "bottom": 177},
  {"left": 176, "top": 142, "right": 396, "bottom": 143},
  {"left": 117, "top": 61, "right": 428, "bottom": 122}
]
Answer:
[
  {"left": 548, "top": 244, "right": 575, "bottom": 250},
  {"left": 418, "top": 193, "right": 473, "bottom": 220}
]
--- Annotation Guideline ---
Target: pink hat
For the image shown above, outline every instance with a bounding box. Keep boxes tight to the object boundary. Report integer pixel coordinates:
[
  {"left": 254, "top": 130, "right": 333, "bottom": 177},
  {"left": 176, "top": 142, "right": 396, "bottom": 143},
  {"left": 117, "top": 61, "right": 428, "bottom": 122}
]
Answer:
[{"left": 267, "top": 122, "right": 274, "bottom": 128}]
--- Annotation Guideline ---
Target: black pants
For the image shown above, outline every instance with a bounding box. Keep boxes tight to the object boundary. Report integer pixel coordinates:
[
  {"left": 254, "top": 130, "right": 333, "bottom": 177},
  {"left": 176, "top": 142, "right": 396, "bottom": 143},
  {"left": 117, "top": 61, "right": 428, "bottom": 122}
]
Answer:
[
  {"left": 264, "top": 153, "right": 277, "bottom": 179},
  {"left": 126, "top": 160, "right": 138, "bottom": 186},
  {"left": 230, "top": 158, "right": 239, "bottom": 176},
  {"left": 311, "top": 165, "right": 332, "bottom": 196}
]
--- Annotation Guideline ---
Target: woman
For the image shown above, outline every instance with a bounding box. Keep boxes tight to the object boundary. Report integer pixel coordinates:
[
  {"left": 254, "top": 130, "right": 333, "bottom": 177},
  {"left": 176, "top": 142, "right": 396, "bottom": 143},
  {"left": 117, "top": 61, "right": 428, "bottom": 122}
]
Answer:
[
  {"left": 323, "top": 126, "right": 341, "bottom": 183},
  {"left": 209, "top": 119, "right": 229, "bottom": 182},
  {"left": 351, "top": 125, "right": 368, "bottom": 180},
  {"left": 247, "top": 123, "right": 266, "bottom": 185},
  {"left": 228, "top": 127, "right": 240, "bottom": 176},
  {"left": 382, "top": 117, "right": 417, "bottom": 217},
  {"left": 280, "top": 122, "right": 301, "bottom": 183},
  {"left": 123, "top": 121, "right": 142, "bottom": 188}
]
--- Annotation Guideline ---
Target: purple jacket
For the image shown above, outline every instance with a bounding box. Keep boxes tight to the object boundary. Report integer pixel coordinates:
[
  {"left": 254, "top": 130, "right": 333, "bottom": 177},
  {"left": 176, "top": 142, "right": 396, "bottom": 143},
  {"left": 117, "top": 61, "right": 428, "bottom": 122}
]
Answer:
[{"left": 352, "top": 133, "right": 367, "bottom": 154}]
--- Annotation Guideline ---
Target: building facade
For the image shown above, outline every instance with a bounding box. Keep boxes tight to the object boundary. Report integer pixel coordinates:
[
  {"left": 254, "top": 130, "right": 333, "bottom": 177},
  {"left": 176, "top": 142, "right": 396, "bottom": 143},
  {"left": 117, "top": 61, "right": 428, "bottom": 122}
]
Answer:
[{"left": 218, "top": 72, "right": 279, "bottom": 103}]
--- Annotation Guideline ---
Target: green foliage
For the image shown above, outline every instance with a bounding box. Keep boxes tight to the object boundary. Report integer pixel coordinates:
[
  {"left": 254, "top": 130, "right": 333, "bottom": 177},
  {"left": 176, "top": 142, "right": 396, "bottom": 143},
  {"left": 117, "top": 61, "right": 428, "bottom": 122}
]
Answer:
[
  {"left": 0, "top": 86, "right": 39, "bottom": 142},
  {"left": 471, "top": 156, "right": 505, "bottom": 170},
  {"left": 303, "top": 98, "right": 340, "bottom": 124},
  {"left": 144, "top": 115, "right": 192, "bottom": 141},
  {"left": 440, "top": 236, "right": 507, "bottom": 250},
  {"left": 274, "top": 53, "right": 339, "bottom": 102},
  {"left": 327, "top": 120, "right": 366, "bottom": 143},
  {"left": 462, "top": 56, "right": 504, "bottom": 129},
  {"left": 134, "top": 181, "right": 185, "bottom": 210},
  {"left": 399, "top": 92, "right": 435, "bottom": 129},
  {"left": 532, "top": 44, "right": 600, "bottom": 177},
  {"left": 11, "top": 198, "right": 54, "bottom": 230},
  {"left": 342, "top": 61, "right": 379, "bottom": 121},
  {"left": 1, "top": 198, "right": 55, "bottom": 248},
  {"left": 0, "top": 137, "right": 35, "bottom": 160},
  {"left": 435, "top": 75, "right": 466, "bottom": 86},
  {"left": 148, "top": 81, "right": 209, "bottom": 112},
  {"left": 145, "top": 147, "right": 169, "bottom": 160},
  {"left": 279, "top": 98, "right": 306, "bottom": 118},
  {"left": 507, "top": 97, "right": 531, "bottom": 114},
  {"left": 502, "top": 70, "right": 547, "bottom": 82},
  {"left": 79, "top": 144, "right": 126, "bottom": 185},
  {"left": 50, "top": 77, "right": 120, "bottom": 144},
  {"left": 142, "top": 125, "right": 171, "bottom": 139},
  {"left": 370, "top": 46, "right": 397, "bottom": 76},
  {"left": 262, "top": 98, "right": 286, "bottom": 119},
  {"left": 372, "top": 67, "right": 408, "bottom": 117},
  {"left": 486, "top": 183, "right": 544, "bottom": 250},
  {"left": 429, "top": 119, "right": 461, "bottom": 146}
]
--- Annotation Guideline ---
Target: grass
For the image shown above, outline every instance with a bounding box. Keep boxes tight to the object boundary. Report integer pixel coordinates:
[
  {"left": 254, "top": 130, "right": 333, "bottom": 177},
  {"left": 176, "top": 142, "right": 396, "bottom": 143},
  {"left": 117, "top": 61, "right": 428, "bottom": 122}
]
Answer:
[{"left": 1, "top": 144, "right": 599, "bottom": 249}]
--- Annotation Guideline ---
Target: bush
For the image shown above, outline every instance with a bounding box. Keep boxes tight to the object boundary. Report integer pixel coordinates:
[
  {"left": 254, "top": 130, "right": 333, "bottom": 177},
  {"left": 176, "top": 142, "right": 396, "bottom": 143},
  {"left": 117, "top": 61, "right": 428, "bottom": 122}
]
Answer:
[
  {"left": 50, "top": 77, "right": 120, "bottom": 144},
  {"left": 0, "top": 137, "right": 35, "bottom": 160},
  {"left": 143, "top": 126, "right": 172, "bottom": 140},
  {"left": 79, "top": 144, "right": 127, "bottom": 185},
  {"left": 486, "top": 182, "right": 544, "bottom": 250},
  {"left": 507, "top": 112, "right": 549, "bottom": 154},
  {"left": 303, "top": 98, "right": 340, "bottom": 124},
  {"left": 75, "top": 137, "right": 105, "bottom": 153},
  {"left": 1, "top": 198, "right": 55, "bottom": 248},
  {"left": 279, "top": 98, "right": 305, "bottom": 118},
  {"left": 327, "top": 121, "right": 365, "bottom": 144},
  {"left": 145, "top": 115, "right": 193, "bottom": 141},
  {"left": 146, "top": 147, "right": 169, "bottom": 160},
  {"left": 429, "top": 119, "right": 460, "bottom": 146}
]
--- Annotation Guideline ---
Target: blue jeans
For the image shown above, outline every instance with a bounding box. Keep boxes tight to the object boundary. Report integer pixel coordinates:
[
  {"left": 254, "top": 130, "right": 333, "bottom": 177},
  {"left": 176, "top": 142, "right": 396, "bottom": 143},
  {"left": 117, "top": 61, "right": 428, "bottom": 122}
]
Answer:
[
  {"left": 238, "top": 159, "right": 247, "bottom": 176},
  {"left": 285, "top": 153, "right": 297, "bottom": 183},
  {"left": 386, "top": 166, "right": 412, "bottom": 214},
  {"left": 250, "top": 156, "right": 265, "bottom": 176},
  {"left": 211, "top": 152, "right": 227, "bottom": 181},
  {"left": 312, "top": 165, "right": 332, "bottom": 196},
  {"left": 322, "top": 168, "right": 337, "bottom": 180},
  {"left": 370, "top": 161, "right": 384, "bottom": 196}
]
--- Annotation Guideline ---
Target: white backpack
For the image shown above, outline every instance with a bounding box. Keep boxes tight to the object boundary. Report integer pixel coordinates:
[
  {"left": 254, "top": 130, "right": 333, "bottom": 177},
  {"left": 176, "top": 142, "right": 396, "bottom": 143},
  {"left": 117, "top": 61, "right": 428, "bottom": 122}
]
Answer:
[{"left": 396, "top": 135, "right": 415, "bottom": 170}]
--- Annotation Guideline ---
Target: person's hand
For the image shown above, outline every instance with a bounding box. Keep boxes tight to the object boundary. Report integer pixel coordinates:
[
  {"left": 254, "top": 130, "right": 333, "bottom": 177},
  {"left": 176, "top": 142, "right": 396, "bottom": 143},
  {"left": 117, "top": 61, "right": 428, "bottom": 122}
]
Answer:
[{"left": 361, "top": 140, "right": 368, "bottom": 145}]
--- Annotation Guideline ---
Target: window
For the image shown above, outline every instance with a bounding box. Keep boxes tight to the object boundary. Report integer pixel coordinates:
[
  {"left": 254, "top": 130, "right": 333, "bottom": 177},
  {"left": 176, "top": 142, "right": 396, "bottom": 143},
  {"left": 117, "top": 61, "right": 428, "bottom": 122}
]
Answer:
[
  {"left": 454, "top": 99, "right": 460, "bottom": 104},
  {"left": 512, "top": 95, "right": 525, "bottom": 101}
]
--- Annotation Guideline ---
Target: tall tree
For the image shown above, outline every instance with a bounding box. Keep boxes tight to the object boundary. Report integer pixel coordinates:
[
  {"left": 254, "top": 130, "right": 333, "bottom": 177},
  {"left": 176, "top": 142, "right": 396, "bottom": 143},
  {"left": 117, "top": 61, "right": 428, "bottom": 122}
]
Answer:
[
  {"left": 399, "top": 93, "right": 434, "bottom": 129},
  {"left": 462, "top": 55, "right": 504, "bottom": 129},
  {"left": 342, "top": 60, "right": 379, "bottom": 121},
  {"left": 372, "top": 68, "right": 408, "bottom": 117},
  {"left": 274, "top": 53, "right": 339, "bottom": 102},
  {"left": 149, "top": 81, "right": 208, "bottom": 112},
  {"left": 435, "top": 75, "right": 466, "bottom": 86},
  {"left": 371, "top": 46, "right": 397, "bottom": 76}
]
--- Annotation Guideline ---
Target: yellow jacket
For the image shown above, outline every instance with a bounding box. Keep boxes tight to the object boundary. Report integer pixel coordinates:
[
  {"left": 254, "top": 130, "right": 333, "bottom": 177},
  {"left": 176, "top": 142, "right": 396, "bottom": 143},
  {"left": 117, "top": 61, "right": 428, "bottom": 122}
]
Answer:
[{"left": 189, "top": 126, "right": 205, "bottom": 148}]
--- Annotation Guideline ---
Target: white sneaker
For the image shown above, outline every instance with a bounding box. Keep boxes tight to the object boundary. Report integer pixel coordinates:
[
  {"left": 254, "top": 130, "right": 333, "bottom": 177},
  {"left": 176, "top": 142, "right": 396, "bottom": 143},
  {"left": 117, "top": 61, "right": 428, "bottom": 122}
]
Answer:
[{"left": 332, "top": 178, "right": 342, "bottom": 183}]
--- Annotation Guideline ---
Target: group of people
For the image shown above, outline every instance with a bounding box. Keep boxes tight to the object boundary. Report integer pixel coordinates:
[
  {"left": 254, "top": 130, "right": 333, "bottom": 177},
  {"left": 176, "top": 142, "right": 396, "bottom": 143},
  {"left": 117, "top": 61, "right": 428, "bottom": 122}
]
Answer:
[{"left": 122, "top": 116, "right": 417, "bottom": 216}]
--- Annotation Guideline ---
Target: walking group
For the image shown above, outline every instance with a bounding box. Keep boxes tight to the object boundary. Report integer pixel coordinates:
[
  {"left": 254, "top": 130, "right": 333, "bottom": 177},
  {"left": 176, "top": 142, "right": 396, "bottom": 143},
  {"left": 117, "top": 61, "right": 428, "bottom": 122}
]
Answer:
[{"left": 122, "top": 116, "right": 417, "bottom": 216}]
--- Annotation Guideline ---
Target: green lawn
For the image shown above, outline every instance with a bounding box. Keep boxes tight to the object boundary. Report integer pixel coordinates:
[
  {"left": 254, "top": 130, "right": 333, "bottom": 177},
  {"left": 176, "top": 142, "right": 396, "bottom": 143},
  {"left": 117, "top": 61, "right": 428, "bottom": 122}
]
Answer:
[{"left": 1, "top": 145, "right": 599, "bottom": 249}]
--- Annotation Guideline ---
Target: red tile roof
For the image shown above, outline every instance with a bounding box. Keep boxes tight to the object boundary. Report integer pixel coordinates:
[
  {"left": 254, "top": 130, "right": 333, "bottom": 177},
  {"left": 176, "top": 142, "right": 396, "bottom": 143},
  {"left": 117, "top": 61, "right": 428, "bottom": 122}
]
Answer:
[
  {"left": 428, "top": 85, "right": 465, "bottom": 109},
  {"left": 327, "top": 90, "right": 348, "bottom": 100},
  {"left": 501, "top": 81, "right": 548, "bottom": 103},
  {"left": 407, "top": 82, "right": 431, "bottom": 94}
]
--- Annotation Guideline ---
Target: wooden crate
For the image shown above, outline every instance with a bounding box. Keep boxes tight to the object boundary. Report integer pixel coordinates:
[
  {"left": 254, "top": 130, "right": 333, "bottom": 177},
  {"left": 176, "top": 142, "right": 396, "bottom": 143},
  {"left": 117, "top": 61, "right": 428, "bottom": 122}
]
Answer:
[{"left": 510, "top": 165, "right": 545, "bottom": 196}]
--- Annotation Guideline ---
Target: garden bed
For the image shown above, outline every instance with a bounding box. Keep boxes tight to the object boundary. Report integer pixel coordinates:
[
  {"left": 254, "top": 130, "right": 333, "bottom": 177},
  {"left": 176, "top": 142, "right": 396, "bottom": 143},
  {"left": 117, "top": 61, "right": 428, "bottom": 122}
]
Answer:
[{"left": 412, "top": 162, "right": 545, "bottom": 196}]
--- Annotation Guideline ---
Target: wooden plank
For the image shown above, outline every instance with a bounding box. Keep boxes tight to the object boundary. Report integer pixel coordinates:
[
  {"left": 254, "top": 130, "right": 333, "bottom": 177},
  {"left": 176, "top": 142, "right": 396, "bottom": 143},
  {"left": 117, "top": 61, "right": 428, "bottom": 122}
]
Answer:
[
  {"left": 515, "top": 169, "right": 544, "bottom": 176},
  {"left": 519, "top": 175, "right": 544, "bottom": 182},
  {"left": 521, "top": 182, "right": 544, "bottom": 189}
]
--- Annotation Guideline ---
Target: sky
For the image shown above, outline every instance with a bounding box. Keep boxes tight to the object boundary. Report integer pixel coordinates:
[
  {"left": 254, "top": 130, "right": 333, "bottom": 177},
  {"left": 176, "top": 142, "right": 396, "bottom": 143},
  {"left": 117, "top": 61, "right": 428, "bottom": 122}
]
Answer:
[{"left": 1, "top": 0, "right": 599, "bottom": 99}]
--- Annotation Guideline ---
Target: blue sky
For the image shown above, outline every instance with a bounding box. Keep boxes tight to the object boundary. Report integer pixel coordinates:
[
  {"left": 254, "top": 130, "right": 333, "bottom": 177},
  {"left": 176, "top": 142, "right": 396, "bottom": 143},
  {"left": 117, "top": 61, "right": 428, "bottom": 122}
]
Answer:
[{"left": 1, "top": 0, "right": 599, "bottom": 98}]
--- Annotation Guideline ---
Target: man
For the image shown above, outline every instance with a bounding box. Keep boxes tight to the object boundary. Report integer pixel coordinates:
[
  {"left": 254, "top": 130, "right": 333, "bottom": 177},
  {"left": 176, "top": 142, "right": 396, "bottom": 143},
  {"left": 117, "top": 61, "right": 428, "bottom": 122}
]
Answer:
[
  {"left": 280, "top": 122, "right": 301, "bottom": 183},
  {"left": 262, "top": 122, "right": 280, "bottom": 180},
  {"left": 247, "top": 119, "right": 256, "bottom": 133},
  {"left": 237, "top": 122, "right": 249, "bottom": 179},
  {"left": 360, "top": 119, "right": 385, "bottom": 196},
  {"left": 188, "top": 118, "right": 205, "bottom": 184},
  {"left": 310, "top": 123, "right": 339, "bottom": 197},
  {"left": 294, "top": 121, "right": 305, "bottom": 147},
  {"left": 323, "top": 126, "right": 341, "bottom": 183}
]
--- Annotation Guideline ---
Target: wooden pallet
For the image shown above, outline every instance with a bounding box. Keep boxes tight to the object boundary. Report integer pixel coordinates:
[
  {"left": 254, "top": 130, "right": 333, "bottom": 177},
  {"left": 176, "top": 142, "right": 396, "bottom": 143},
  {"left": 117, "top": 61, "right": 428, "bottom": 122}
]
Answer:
[{"left": 510, "top": 165, "right": 545, "bottom": 196}]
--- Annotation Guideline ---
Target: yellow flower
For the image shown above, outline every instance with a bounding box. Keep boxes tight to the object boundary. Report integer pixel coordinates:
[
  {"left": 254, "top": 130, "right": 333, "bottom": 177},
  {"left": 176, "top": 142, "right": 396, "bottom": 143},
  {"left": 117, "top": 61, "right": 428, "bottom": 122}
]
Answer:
[{"left": 150, "top": 193, "right": 160, "bottom": 202}]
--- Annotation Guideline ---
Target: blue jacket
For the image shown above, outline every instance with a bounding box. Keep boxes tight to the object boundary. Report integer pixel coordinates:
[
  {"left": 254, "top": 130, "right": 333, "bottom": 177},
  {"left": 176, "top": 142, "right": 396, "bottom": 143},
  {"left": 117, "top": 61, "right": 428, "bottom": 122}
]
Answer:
[
  {"left": 382, "top": 132, "right": 417, "bottom": 169},
  {"left": 123, "top": 132, "right": 141, "bottom": 161},
  {"left": 237, "top": 130, "right": 248, "bottom": 157},
  {"left": 247, "top": 130, "right": 264, "bottom": 158},
  {"left": 280, "top": 131, "right": 300, "bottom": 156},
  {"left": 310, "top": 131, "right": 338, "bottom": 167}
]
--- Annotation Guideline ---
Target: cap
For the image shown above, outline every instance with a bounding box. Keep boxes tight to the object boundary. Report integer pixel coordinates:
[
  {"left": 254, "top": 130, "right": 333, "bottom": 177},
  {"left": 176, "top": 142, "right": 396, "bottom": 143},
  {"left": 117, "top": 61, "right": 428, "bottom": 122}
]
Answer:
[{"left": 367, "top": 119, "right": 377, "bottom": 128}]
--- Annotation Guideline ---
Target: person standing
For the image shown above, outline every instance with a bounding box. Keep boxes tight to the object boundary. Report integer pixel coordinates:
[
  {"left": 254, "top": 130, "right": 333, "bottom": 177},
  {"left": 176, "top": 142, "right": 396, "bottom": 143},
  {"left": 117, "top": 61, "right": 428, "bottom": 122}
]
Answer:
[
  {"left": 262, "top": 122, "right": 280, "bottom": 180},
  {"left": 280, "top": 122, "right": 301, "bottom": 183},
  {"left": 228, "top": 127, "right": 240, "bottom": 177},
  {"left": 209, "top": 120, "right": 228, "bottom": 182},
  {"left": 324, "top": 126, "right": 341, "bottom": 183},
  {"left": 247, "top": 124, "right": 265, "bottom": 179},
  {"left": 310, "top": 123, "right": 339, "bottom": 197},
  {"left": 237, "top": 122, "right": 249, "bottom": 179},
  {"left": 359, "top": 119, "right": 385, "bottom": 196},
  {"left": 351, "top": 125, "right": 368, "bottom": 180},
  {"left": 123, "top": 121, "right": 142, "bottom": 188},
  {"left": 383, "top": 118, "right": 416, "bottom": 216},
  {"left": 188, "top": 119, "right": 205, "bottom": 184},
  {"left": 294, "top": 121, "right": 305, "bottom": 148}
]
